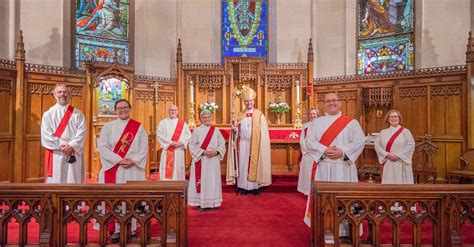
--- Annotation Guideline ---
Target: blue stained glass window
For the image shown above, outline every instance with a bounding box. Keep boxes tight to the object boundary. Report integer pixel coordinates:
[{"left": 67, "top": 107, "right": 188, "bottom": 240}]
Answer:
[
  {"left": 74, "top": 0, "right": 130, "bottom": 68},
  {"left": 222, "top": 0, "right": 269, "bottom": 64}
]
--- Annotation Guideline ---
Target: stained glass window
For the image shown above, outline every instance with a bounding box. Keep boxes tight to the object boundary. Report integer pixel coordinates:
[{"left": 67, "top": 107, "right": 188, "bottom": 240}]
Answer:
[
  {"left": 357, "top": 0, "right": 414, "bottom": 75},
  {"left": 97, "top": 77, "right": 128, "bottom": 116},
  {"left": 222, "top": 0, "right": 269, "bottom": 64},
  {"left": 74, "top": 0, "right": 130, "bottom": 68}
]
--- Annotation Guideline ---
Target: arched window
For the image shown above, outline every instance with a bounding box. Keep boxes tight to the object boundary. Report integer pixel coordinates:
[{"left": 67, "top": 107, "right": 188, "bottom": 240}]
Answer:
[{"left": 221, "top": 0, "right": 269, "bottom": 64}]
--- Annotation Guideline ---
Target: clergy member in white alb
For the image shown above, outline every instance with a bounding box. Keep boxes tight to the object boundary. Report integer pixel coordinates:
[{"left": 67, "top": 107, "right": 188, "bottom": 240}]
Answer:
[
  {"left": 97, "top": 99, "right": 148, "bottom": 242},
  {"left": 374, "top": 109, "right": 415, "bottom": 184},
  {"left": 303, "top": 92, "right": 365, "bottom": 231},
  {"left": 157, "top": 104, "right": 191, "bottom": 180},
  {"left": 297, "top": 107, "right": 320, "bottom": 195},
  {"left": 188, "top": 109, "right": 226, "bottom": 210},
  {"left": 41, "top": 84, "right": 86, "bottom": 183},
  {"left": 227, "top": 85, "right": 272, "bottom": 196}
]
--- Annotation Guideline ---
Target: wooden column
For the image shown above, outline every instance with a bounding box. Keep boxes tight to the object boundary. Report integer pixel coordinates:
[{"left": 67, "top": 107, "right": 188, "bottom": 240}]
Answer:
[
  {"left": 13, "top": 30, "right": 26, "bottom": 182},
  {"left": 307, "top": 39, "right": 315, "bottom": 109},
  {"left": 176, "top": 39, "right": 184, "bottom": 119},
  {"left": 466, "top": 31, "right": 474, "bottom": 149}
]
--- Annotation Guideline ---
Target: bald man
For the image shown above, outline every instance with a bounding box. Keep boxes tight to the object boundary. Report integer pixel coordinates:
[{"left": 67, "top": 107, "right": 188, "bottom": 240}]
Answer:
[{"left": 156, "top": 105, "right": 191, "bottom": 180}]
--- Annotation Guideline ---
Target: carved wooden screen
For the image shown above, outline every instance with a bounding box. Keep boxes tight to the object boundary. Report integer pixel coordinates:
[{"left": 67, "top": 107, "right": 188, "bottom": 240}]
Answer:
[
  {"left": 313, "top": 65, "right": 467, "bottom": 181},
  {"left": 0, "top": 60, "right": 16, "bottom": 182}
]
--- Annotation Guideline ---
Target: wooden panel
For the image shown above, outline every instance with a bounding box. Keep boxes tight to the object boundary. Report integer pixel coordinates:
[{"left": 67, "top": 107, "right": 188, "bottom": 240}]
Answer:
[
  {"left": 430, "top": 94, "right": 446, "bottom": 136},
  {"left": 0, "top": 140, "right": 12, "bottom": 181},
  {"left": 445, "top": 142, "right": 462, "bottom": 174},
  {"left": 0, "top": 90, "right": 12, "bottom": 134},
  {"left": 445, "top": 94, "right": 462, "bottom": 136},
  {"left": 25, "top": 138, "right": 42, "bottom": 182}
]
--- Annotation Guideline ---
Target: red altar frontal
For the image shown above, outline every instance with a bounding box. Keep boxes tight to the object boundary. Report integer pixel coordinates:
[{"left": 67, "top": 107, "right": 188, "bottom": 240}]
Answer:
[{"left": 182, "top": 128, "right": 303, "bottom": 176}]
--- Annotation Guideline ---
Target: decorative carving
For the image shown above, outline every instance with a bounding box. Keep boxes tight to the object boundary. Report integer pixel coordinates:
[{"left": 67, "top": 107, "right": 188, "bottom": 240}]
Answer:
[
  {"left": 182, "top": 63, "right": 222, "bottom": 70},
  {"left": 339, "top": 91, "right": 358, "bottom": 101},
  {"left": 466, "top": 31, "right": 474, "bottom": 62},
  {"left": 266, "top": 63, "right": 308, "bottom": 69},
  {"left": 28, "top": 83, "right": 83, "bottom": 97},
  {"left": 430, "top": 85, "right": 462, "bottom": 98},
  {"left": 264, "top": 75, "right": 293, "bottom": 91},
  {"left": 399, "top": 87, "right": 427, "bottom": 99},
  {"left": 16, "top": 30, "right": 25, "bottom": 60},
  {"left": 25, "top": 63, "right": 85, "bottom": 76},
  {"left": 0, "top": 59, "right": 16, "bottom": 69},
  {"left": 196, "top": 75, "right": 222, "bottom": 91},
  {"left": 363, "top": 87, "right": 392, "bottom": 108},
  {"left": 177, "top": 38, "right": 182, "bottom": 63},
  {"left": 156, "top": 92, "right": 175, "bottom": 102},
  {"left": 135, "top": 90, "right": 154, "bottom": 101},
  {"left": 307, "top": 38, "right": 314, "bottom": 61},
  {"left": 314, "top": 65, "right": 466, "bottom": 85},
  {"left": 134, "top": 75, "right": 175, "bottom": 84},
  {"left": 0, "top": 79, "right": 12, "bottom": 93},
  {"left": 233, "top": 62, "right": 257, "bottom": 85},
  {"left": 415, "top": 134, "right": 438, "bottom": 170}
]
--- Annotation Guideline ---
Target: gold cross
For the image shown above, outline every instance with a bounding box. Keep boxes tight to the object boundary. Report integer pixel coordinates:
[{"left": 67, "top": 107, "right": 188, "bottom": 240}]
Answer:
[{"left": 151, "top": 81, "right": 162, "bottom": 103}]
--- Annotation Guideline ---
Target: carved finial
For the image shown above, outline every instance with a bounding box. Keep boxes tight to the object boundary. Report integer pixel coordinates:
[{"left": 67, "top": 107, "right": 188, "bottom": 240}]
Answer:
[
  {"left": 466, "top": 31, "right": 474, "bottom": 62},
  {"left": 177, "top": 38, "right": 182, "bottom": 63},
  {"left": 307, "top": 38, "right": 313, "bottom": 61},
  {"left": 16, "top": 30, "right": 25, "bottom": 60}
]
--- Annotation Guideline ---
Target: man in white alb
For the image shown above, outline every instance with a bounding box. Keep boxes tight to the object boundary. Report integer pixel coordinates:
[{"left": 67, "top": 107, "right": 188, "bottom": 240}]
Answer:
[
  {"left": 303, "top": 93, "right": 365, "bottom": 236},
  {"left": 97, "top": 99, "right": 148, "bottom": 243},
  {"left": 156, "top": 104, "right": 191, "bottom": 180},
  {"left": 41, "top": 84, "right": 86, "bottom": 183},
  {"left": 297, "top": 107, "right": 320, "bottom": 195}
]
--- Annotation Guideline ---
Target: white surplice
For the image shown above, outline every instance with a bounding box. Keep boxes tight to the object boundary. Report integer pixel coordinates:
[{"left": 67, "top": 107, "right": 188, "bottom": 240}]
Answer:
[
  {"left": 188, "top": 124, "right": 226, "bottom": 208},
  {"left": 374, "top": 126, "right": 415, "bottom": 184},
  {"left": 156, "top": 118, "right": 191, "bottom": 180},
  {"left": 297, "top": 122, "right": 317, "bottom": 195},
  {"left": 98, "top": 119, "right": 148, "bottom": 183},
  {"left": 41, "top": 104, "right": 86, "bottom": 183},
  {"left": 303, "top": 112, "right": 365, "bottom": 231}
]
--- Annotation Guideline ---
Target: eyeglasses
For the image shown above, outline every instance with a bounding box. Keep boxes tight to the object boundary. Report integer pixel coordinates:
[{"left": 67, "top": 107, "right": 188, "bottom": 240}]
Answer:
[
  {"left": 325, "top": 99, "right": 340, "bottom": 104},
  {"left": 116, "top": 106, "right": 130, "bottom": 111},
  {"left": 389, "top": 116, "right": 400, "bottom": 118}
]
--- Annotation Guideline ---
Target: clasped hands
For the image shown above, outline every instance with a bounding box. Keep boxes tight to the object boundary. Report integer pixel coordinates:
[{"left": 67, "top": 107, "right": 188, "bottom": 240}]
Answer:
[
  {"left": 385, "top": 153, "right": 400, "bottom": 162},
  {"left": 324, "top": 146, "right": 344, "bottom": 159},
  {"left": 60, "top": 144, "right": 75, "bottom": 156},
  {"left": 203, "top": 150, "right": 218, "bottom": 158},
  {"left": 171, "top": 141, "right": 184, "bottom": 149},
  {"left": 119, "top": 158, "right": 135, "bottom": 168}
]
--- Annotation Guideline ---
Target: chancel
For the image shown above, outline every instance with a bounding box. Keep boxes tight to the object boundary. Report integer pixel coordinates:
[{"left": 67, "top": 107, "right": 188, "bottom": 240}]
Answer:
[{"left": 0, "top": 0, "right": 474, "bottom": 246}]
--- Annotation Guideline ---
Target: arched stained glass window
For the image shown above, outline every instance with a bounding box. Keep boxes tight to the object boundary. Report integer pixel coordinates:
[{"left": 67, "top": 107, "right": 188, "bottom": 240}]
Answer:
[
  {"left": 74, "top": 0, "right": 131, "bottom": 68},
  {"left": 222, "top": 0, "right": 269, "bottom": 64},
  {"left": 357, "top": 0, "right": 414, "bottom": 75}
]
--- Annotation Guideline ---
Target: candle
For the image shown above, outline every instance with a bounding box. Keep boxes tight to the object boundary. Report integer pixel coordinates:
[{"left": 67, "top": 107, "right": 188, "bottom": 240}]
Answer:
[
  {"left": 296, "top": 80, "right": 300, "bottom": 104},
  {"left": 190, "top": 80, "right": 194, "bottom": 103}
]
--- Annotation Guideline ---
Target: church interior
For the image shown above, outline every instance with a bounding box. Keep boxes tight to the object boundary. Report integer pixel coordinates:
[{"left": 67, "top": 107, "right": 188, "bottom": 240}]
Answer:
[{"left": 1, "top": 0, "right": 474, "bottom": 246}]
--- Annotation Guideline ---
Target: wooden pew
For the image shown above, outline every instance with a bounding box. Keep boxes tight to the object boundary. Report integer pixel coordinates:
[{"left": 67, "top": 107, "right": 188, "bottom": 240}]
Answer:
[
  {"left": 310, "top": 182, "right": 474, "bottom": 247},
  {"left": 448, "top": 149, "right": 474, "bottom": 183},
  {"left": 0, "top": 181, "right": 187, "bottom": 246}
]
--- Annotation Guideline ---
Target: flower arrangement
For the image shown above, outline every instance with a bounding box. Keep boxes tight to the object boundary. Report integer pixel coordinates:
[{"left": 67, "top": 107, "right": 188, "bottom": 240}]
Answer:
[
  {"left": 269, "top": 102, "right": 290, "bottom": 113},
  {"left": 199, "top": 102, "right": 219, "bottom": 113}
]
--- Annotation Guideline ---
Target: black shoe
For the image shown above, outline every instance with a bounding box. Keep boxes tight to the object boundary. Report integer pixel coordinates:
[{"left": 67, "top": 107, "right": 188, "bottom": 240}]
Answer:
[
  {"left": 250, "top": 189, "right": 260, "bottom": 196},
  {"left": 110, "top": 232, "right": 120, "bottom": 243},
  {"left": 131, "top": 232, "right": 137, "bottom": 239},
  {"left": 237, "top": 188, "right": 248, "bottom": 195},
  {"left": 196, "top": 206, "right": 204, "bottom": 212}
]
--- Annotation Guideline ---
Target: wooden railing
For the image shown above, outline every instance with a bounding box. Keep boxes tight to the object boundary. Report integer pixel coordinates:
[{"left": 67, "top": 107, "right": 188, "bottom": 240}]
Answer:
[
  {"left": 0, "top": 181, "right": 187, "bottom": 246},
  {"left": 311, "top": 182, "right": 474, "bottom": 247}
]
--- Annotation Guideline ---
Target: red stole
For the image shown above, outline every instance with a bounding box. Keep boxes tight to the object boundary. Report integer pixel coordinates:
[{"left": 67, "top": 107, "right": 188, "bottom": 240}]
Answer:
[
  {"left": 44, "top": 105, "right": 74, "bottom": 182},
  {"left": 380, "top": 126, "right": 404, "bottom": 174},
  {"left": 165, "top": 120, "right": 185, "bottom": 179},
  {"left": 307, "top": 116, "right": 353, "bottom": 219},
  {"left": 104, "top": 119, "right": 141, "bottom": 184},
  {"left": 194, "top": 126, "right": 216, "bottom": 193}
]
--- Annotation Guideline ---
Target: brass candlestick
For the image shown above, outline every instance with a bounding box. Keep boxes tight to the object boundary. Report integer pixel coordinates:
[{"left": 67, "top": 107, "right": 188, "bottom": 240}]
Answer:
[
  {"left": 188, "top": 102, "right": 196, "bottom": 129},
  {"left": 294, "top": 102, "right": 303, "bottom": 129}
]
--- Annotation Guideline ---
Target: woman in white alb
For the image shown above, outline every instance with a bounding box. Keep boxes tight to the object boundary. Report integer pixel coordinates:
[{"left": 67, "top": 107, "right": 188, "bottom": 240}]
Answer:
[
  {"left": 297, "top": 107, "right": 320, "bottom": 195},
  {"left": 374, "top": 109, "right": 415, "bottom": 184}
]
